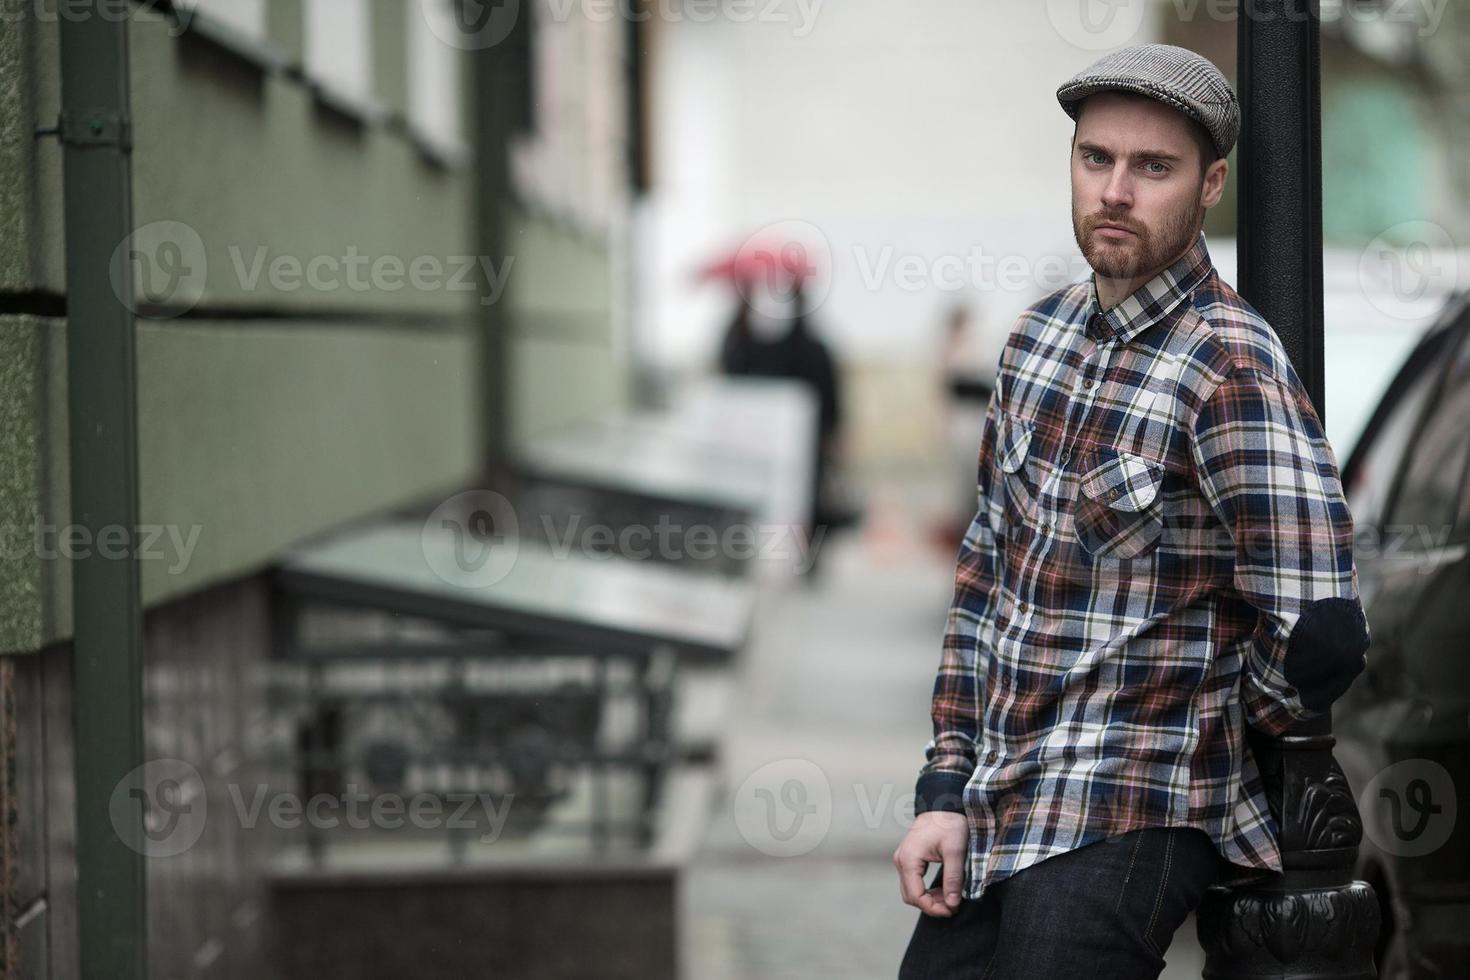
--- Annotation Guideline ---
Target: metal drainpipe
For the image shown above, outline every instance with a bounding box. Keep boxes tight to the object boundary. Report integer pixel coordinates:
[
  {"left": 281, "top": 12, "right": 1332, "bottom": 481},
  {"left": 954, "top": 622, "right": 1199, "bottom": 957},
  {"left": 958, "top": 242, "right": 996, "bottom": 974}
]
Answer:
[
  {"left": 54, "top": 2, "right": 147, "bottom": 977},
  {"left": 1194, "top": 4, "right": 1379, "bottom": 977},
  {"left": 471, "top": 0, "right": 534, "bottom": 474},
  {"left": 471, "top": 12, "right": 515, "bottom": 474}
]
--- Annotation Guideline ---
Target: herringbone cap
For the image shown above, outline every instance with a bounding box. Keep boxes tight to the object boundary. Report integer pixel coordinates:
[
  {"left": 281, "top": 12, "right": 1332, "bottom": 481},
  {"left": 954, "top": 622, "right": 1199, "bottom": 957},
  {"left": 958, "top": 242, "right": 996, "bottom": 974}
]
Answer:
[{"left": 1056, "top": 43, "right": 1239, "bottom": 159}]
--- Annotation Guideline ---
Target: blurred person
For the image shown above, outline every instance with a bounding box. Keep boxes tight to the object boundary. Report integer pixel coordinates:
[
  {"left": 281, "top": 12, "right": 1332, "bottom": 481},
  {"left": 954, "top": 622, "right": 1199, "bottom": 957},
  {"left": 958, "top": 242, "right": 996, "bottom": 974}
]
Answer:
[
  {"left": 718, "top": 269, "right": 854, "bottom": 575},
  {"left": 893, "top": 44, "right": 1369, "bottom": 980},
  {"left": 934, "top": 303, "right": 993, "bottom": 552}
]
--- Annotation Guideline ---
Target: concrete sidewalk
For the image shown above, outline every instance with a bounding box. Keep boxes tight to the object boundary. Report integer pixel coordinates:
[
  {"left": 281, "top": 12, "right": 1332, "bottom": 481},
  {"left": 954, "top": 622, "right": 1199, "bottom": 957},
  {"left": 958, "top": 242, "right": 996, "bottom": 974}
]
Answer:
[{"left": 679, "top": 485, "right": 1207, "bottom": 979}]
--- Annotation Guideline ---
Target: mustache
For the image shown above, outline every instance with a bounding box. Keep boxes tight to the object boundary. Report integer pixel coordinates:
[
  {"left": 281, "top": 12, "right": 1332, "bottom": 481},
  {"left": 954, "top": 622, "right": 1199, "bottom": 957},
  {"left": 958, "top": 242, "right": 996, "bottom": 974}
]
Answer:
[{"left": 1085, "top": 213, "right": 1145, "bottom": 235}]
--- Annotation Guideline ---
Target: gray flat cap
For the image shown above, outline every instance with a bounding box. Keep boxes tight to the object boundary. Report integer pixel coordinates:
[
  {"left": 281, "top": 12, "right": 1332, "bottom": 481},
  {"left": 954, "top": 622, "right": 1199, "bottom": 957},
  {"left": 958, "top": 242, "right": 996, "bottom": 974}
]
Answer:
[{"left": 1056, "top": 43, "right": 1239, "bottom": 159}]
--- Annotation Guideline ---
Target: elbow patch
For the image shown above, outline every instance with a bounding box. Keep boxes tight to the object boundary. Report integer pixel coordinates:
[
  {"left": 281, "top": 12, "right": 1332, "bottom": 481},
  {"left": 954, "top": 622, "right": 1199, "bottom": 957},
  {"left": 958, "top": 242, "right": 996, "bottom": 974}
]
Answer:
[{"left": 1283, "top": 597, "right": 1370, "bottom": 712}]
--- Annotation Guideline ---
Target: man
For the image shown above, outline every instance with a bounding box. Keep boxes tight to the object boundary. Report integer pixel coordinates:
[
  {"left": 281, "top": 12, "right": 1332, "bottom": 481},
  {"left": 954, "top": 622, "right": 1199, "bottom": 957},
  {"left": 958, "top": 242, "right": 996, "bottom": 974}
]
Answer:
[{"left": 893, "top": 44, "right": 1369, "bottom": 979}]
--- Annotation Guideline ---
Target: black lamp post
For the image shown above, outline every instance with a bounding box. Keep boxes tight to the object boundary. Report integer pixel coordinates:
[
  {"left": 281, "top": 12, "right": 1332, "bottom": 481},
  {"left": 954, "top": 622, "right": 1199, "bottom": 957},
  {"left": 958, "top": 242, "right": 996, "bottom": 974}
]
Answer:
[{"left": 1195, "top": 4, "right": 1381, "bottom": 976}]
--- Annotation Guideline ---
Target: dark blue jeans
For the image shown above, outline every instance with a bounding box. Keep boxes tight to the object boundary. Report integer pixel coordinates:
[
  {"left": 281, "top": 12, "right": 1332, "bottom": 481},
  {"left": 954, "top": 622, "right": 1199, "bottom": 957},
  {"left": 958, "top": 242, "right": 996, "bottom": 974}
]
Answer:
[{"left": 898, "top": 827, "right": 1223, "bottom": 980}]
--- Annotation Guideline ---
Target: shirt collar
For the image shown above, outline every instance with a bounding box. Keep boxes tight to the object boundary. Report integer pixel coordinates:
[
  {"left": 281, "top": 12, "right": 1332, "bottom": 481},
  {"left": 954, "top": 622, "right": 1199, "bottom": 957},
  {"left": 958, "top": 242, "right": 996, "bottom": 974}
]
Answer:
[{"left": 1085, "top": 231, "right": 1214, "bottom": 345}]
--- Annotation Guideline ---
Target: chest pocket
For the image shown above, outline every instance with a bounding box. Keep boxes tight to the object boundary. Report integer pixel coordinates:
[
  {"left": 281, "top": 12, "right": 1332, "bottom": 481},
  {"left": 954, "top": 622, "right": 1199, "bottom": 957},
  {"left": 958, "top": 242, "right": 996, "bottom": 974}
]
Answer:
[
  {"left": 1074, "top": 449, "right": 1165, "bottom": 559},
  {"left": 995, "top": 412, "right": 1037, "bottom": 537}
]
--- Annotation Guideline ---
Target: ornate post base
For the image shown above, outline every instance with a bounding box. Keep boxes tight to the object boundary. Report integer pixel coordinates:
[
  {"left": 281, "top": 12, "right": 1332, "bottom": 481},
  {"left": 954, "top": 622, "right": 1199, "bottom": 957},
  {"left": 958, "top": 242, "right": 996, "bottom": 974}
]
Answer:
[
  {"left": 1198, "top": 718, "right": 1380, "bottom": 978},
  {"left": 1197, "top": 879, "right": 1380, "bottom": 979}
]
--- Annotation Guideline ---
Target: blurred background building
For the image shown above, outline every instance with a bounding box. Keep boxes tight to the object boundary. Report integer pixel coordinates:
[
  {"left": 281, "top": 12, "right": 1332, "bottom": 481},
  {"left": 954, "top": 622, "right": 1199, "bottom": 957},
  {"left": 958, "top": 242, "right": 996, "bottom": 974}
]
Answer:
[{"left": 1, "top": 1, "right": 1468, "bottom": 978}]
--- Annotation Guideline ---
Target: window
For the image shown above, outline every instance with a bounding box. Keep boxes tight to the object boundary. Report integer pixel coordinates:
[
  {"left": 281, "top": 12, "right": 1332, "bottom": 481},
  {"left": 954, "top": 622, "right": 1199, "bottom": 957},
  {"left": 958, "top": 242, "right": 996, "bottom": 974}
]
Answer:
[
  {"left": 183, "top": 0, "right": 268, "bottom": 40},
  {"left": 406, "top": 0, "right": 467, "bottom": 165},
  {"left": 176, "top": 0, "right": 286, "bottom": 71},
  {"left": 1386, "top": 330, "right": 1470, "bottom": 545},
  {"left": 304, "top": 0, "right": 378, "bottom": 119},
  {"left": 507, "top": 5, "right": 626, "bottom": 231}
]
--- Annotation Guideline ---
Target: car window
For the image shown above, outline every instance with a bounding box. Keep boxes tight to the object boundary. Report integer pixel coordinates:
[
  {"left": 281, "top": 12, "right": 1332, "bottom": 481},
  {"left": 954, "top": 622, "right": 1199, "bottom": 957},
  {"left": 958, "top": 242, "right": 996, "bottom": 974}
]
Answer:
[
  {"left": 1386, "top": 332, "right": 1470, "bottom": 546},
  {"left": 1348, "top": 359, "right": 1440, "bottom": 530}
]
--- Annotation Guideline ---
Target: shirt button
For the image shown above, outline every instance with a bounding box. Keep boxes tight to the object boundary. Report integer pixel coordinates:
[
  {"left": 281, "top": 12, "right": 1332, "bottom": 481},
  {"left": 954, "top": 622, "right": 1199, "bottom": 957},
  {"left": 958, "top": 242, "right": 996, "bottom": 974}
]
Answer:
[
  {"left": 1017, "top": 601, "right": 1029, "bottom": 614},
  {"left": 1083, "top": 378, "right": 1095, "bottom": 390},
  {"left": 985, "top": 749, "right": 999, "bottom": 765}
]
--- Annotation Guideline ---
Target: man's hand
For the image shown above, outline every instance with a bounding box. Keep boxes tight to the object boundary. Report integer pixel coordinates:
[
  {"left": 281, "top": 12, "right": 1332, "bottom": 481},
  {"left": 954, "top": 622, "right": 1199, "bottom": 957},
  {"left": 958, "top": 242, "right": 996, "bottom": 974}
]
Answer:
[{"left": 893, "top": 811, "right": 969, "bottom": 916}]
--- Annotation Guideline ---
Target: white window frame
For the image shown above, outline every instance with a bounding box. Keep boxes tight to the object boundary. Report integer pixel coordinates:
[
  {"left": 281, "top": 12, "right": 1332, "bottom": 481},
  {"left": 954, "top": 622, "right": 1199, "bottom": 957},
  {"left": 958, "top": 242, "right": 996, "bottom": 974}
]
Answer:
[
  {"left": 303, "top": 0, "right": 383, "bottom": 122},
  {"left": 406, "top": 0, "right": 470, "bottom": 167},
  {"left": 180, "top": 0, "right": 269, "bottom": 40}
]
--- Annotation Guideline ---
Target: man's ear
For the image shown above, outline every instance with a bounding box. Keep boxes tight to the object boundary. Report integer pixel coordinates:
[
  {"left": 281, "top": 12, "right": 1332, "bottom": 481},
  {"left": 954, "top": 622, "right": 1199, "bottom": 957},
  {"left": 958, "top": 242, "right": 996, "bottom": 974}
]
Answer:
[{"left": 1201, "top": 157, "right": 1229, "bottom": 209}]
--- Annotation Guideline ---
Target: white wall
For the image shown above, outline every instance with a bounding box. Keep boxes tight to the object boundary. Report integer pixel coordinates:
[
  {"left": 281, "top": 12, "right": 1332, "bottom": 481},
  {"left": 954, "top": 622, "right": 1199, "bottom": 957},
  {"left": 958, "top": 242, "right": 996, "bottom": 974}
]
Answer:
[{"left": 643, "top": 0, "right": 1165, "bottom": 371}]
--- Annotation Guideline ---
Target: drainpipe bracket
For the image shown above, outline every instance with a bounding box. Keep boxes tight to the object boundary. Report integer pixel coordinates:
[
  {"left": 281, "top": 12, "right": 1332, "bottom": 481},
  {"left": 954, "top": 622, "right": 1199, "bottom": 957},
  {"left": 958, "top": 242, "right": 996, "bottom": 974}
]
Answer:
[{"left": 37, "top": 110, "right": 134, "bottom": 152}]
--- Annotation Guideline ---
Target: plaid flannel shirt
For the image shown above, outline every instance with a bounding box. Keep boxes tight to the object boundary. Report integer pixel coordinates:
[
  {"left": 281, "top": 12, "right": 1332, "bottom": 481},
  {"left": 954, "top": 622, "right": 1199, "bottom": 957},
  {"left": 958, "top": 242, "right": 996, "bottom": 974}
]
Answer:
[{"left": 915, "top": 231, "right": 1369, "bottom": 899}]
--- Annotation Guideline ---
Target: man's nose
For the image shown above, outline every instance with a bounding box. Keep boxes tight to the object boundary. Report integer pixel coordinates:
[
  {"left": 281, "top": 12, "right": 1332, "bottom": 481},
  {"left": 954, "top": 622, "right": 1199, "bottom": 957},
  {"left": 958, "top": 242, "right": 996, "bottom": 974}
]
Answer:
[{"left": 1101, "top": 166, "right": 1133, "bottom": 209}]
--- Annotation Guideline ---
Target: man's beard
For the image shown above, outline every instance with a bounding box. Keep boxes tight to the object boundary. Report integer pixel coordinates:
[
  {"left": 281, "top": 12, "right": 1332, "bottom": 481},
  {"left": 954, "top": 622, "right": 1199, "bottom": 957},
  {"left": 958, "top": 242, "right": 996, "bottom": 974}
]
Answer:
[{"left": 1072, "top": 196, "right": 1204, "bottom": 281}]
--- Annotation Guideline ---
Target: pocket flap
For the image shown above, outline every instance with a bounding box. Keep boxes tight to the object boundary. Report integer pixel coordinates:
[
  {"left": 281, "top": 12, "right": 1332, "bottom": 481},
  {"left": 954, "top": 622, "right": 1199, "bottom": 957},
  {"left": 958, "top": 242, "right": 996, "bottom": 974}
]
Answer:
[
  {"left": 998, "top": 414, "right": 1034, "bottom": 474},
  {"left": 1079, "top": 452, "right": 1163, "bottom": 512}
]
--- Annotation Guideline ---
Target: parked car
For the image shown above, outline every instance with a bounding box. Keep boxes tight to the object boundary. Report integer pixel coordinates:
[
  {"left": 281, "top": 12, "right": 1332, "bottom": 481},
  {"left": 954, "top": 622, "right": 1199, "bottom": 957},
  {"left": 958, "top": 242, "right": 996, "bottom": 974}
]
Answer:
[{"left": 1337, "top": 291, "right": 1470, "bottom": 980}]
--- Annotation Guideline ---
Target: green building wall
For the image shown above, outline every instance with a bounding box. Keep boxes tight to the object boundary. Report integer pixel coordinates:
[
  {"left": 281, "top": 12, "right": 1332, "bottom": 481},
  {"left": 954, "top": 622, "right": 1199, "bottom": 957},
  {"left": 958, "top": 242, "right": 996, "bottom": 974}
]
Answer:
[{"left": 0, "top": 1, "right": 627, "bottom": 654}]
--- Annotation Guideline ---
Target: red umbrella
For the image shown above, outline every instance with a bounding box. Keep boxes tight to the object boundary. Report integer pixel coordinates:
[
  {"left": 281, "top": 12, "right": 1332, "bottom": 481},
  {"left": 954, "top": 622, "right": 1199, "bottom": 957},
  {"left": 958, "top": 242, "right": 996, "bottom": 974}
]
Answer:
[{"left": 695, "top": 238, "right": 819, "bottom": 286}]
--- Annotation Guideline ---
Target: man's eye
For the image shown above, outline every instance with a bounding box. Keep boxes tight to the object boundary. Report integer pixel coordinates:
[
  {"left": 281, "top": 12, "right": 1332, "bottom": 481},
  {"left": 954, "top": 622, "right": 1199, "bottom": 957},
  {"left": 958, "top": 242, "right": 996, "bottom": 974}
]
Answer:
[
  {"left": 1144, "top": 161, "right": 1168, "bottom": 174},
  {"left": 1086, "top": 152, "right": 1108, "bottom": 165}
]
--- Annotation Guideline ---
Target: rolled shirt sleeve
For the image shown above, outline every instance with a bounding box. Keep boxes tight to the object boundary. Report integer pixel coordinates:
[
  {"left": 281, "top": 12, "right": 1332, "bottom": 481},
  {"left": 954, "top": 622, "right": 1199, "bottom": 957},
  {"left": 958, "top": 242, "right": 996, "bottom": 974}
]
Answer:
[
  {"left": 915, "top": 385, "right": 1005, "bottom": 814},
  {"left": 1189, "top": 366, "right": 1370, "bottom": 735}
]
